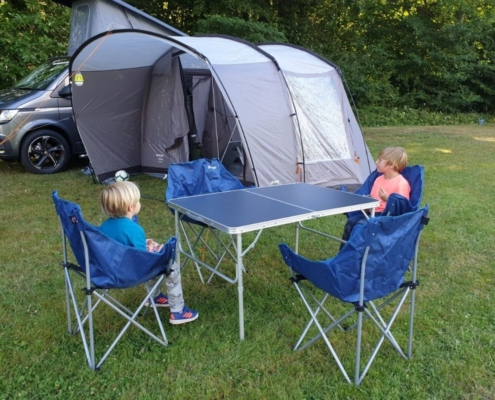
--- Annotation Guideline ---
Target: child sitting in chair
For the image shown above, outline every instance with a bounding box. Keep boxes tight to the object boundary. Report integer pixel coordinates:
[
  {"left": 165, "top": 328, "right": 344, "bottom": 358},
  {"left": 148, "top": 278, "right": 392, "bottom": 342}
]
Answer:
[
  {"left": 99, "top": 181, "right": 198, "bottom": 325},
  {"left": 341, "top": 146, "right": 411, "bottom": 245}
]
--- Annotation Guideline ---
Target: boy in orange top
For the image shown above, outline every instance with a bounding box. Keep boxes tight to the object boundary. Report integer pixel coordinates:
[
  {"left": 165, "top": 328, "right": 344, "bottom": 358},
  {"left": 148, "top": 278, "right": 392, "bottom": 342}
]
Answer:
[{"left": 341, "top": 147, "right": 411, "bottom": 245}]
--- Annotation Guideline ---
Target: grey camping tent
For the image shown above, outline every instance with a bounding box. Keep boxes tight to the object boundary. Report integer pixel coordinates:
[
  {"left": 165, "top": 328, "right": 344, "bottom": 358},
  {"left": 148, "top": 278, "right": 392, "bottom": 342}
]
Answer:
[{"left": 70, "top": 30, "right": 374, "bottom": 188}]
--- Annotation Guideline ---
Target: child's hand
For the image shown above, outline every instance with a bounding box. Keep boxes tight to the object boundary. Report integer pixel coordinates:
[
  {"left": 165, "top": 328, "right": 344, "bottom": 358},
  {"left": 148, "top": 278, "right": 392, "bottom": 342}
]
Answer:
[
  {"left": 146, "top": 239, "right": 164, "bottom": 252},
  {"left": 155, "top": 243, "right": 164, "bottom": 252},
  {"left": 378, "top": 188, "right": 388, "bottom": 202}
]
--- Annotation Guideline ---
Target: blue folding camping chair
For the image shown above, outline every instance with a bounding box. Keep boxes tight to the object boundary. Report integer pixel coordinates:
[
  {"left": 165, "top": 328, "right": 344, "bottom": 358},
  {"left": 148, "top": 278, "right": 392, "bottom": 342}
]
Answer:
[
  {"left": 279, "top": 206, "right": 429, "bottom": 385},
  {"left": 53, "top": 191, "right": 176, "bottom": 370},
  {"left": 166, "top": 158, "right": 262, "bottom": 284}
]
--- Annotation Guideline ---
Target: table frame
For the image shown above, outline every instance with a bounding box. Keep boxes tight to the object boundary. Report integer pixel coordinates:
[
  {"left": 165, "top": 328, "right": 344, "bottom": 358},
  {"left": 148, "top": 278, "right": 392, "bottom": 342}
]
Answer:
[{"left": 168, "top": 183, "right": 380, "bottom": 340}]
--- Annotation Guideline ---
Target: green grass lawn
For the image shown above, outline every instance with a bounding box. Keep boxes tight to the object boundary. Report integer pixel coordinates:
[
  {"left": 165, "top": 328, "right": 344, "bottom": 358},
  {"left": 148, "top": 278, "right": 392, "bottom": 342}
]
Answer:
[{"left": 1, "top": 124, "right": 494, "bottom": 399}]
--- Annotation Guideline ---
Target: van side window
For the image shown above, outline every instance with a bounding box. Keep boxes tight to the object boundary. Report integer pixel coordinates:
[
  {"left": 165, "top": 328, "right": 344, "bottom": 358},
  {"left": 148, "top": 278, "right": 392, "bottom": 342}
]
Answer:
[{"left": 69, "top": 5, "right": 90, "bottom": 55}]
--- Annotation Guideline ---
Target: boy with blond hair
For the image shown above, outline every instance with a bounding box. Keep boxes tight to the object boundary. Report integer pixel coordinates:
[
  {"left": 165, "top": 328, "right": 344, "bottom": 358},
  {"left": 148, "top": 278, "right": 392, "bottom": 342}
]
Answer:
[
  {"left": 341, "top": 146, "right": 411, "bottom": 244},
  {"left": 100, "top": 181, "right": 198, "bottom": 325}
]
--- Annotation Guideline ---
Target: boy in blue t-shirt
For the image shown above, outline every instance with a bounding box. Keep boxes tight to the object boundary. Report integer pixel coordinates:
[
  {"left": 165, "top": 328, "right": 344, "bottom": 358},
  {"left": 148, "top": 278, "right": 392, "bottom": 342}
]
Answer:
[{"left": 100, "top": 181, "right": 198, "bottom": 325}]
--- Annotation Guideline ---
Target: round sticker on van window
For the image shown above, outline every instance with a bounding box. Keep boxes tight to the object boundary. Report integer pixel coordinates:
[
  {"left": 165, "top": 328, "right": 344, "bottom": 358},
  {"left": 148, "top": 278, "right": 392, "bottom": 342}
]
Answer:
[{"left": 74, "top": 73, "right": 84, "bottom": 86}]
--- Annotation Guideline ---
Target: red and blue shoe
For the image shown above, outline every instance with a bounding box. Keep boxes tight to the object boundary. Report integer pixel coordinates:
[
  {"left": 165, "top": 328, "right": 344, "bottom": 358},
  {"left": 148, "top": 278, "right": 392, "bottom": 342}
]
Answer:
[
  {"left": 169, "top": 307, "right": 199, "bottom": 325},
  {"left": 145, "top": 293, "right": 169, "bottom": 307}
]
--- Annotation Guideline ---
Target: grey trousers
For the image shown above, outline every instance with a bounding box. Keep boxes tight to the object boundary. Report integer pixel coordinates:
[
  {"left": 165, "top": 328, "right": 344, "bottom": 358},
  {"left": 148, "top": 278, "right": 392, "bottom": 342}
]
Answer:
[{"left": 148, "top": 262, "right": 184, "bottom": 313}]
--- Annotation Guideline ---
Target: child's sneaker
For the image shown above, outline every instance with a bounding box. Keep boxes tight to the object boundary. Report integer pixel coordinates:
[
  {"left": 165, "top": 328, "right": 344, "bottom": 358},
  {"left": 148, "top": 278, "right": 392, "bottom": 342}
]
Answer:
[
  {"left": 169, "top": 307, "right": 199, "bottom": 325},
  {"left": 145, "top": 293, "right": 169, "bottom": 307}
]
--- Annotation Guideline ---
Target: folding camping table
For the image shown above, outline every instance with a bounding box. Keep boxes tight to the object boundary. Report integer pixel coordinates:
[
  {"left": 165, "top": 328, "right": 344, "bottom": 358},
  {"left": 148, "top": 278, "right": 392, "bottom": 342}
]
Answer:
[{"left": 167, "top": 183, "right": 380, "bottom": 340}]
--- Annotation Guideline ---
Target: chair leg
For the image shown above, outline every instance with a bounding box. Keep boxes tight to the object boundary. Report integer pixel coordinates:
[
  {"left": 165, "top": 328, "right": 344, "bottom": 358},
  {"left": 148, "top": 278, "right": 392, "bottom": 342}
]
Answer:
[
  {"left": 65, "top": 269, "right": 169, "bottom": 370},
  {"left": 354, "top": 310, "right": 363, "bottom": 385},
  {"left": 368, "top": 291, "right": 410, "bottom": 358},
  {"left": 293, "top": 281, "right": 346, "bottom": 351},
  {"left": 344, "top": 288, "right": 406, "bottom": 332},
  {"left": 180, "top": 221, "right": 206, "bottom": 283},
  {"left": 407, "top": 287, "right": 417, "bottom": 358},
  {"left": 354, "top": 291, "right": 411, "bottom": 384},
  {"left": 205, "top": 231, "right": 238, "bottom": 283},
  {"left": 64, "top": 269, "right": 73, "bottom": 334},
  {"left": 87, "top": 292, "right": 96, "bottom": 370},
  {"left": 181, "top": 222, "right": 243, "bottom": 284},
  {"left": 368, "top": 300, "right": 403, "bottom": 353},
  {"left": 292, "top": 281, "right": 353, "bottom": 384},
  {"left": 292, "top": 277, "right": 417, "bottom": 386},
  {"left": 64, "top": 268, "right": 94, "bottom": 368},
  {"left": 95, "top": 282, "right": 169, "bottom": 369}
]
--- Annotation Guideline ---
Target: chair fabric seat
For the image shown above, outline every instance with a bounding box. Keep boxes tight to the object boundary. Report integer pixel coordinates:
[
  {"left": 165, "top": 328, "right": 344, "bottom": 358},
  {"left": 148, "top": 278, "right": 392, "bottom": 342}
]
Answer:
[{"left": 53, "top": 192, "right": 174, "bottom": 289}]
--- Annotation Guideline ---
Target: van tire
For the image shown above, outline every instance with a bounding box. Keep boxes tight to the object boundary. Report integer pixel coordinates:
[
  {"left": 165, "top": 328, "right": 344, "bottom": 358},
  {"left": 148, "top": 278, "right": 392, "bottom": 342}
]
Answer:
[{"left": 20, "top": 130, "right": 71, "bottom": 174}]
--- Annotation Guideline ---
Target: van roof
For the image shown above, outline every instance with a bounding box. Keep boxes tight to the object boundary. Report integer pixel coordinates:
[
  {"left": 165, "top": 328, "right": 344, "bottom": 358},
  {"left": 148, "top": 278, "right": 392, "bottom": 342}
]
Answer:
[{"left": 53, "top": 0, "right": 186, "bottom": 37}]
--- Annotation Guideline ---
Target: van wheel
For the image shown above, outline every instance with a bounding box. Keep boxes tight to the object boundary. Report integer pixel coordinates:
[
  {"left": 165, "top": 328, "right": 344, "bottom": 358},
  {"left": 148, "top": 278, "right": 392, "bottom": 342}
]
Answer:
[{"left": 20, "top": 130, "right": 71, "bottom": 174}]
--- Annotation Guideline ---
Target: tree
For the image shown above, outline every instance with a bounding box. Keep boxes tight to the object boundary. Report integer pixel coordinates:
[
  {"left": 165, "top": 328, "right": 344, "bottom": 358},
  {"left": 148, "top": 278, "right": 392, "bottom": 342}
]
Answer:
[
  {"left": 126, "top": 0, "right": 293, "bottom": 42},
  {"left": 373, "top": 0, "right": 495, "bottom": 112},
  {"left": 195, "top": 15, "right": 287, "bottom": 43},
  {"left": 310, "top": 0, "right": 495, "bottom": 112},
  {"left": 3, "top": 0, "right": 495, "bottom": 114},
  {"left": 0, "top": 0, "right": 70, "bottom": 89}
]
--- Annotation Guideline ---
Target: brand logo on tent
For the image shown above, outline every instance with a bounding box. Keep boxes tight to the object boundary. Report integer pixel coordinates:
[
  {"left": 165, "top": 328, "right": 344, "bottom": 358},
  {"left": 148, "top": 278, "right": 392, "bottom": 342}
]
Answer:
[{"left": 207, "top": 166, "right": 217, "bottom": 170}]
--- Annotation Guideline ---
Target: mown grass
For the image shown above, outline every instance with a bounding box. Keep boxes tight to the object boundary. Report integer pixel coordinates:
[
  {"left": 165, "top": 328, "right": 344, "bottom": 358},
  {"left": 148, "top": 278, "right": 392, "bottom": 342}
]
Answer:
[{"left": 1, "top": 124, "right": 494, "bottom": 399}]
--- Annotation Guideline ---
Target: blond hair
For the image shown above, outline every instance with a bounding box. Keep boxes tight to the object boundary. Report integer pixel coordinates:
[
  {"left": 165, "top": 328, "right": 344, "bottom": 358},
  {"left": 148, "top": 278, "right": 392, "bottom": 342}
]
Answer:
[
  {"left": 377, "top": 147, "right": 408, "bottom": 172},
  {"left": 100, "top": 181, "right": 140, "bottom": 218}
]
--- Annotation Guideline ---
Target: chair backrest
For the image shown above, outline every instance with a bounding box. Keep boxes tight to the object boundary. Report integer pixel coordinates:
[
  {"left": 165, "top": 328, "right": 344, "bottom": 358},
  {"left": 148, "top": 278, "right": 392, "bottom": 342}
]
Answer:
[
  {"left": 52, "top": 191, "right": 176, "bottom": 289},
  {"left": 165, "top": 158, "right": 246, "bottom": 202},
  {"left": 353, "top": 165, "right": 424, "bottom": 216},
  {"left": 279, "top": 206, "right": 429, "bottom": 303}
]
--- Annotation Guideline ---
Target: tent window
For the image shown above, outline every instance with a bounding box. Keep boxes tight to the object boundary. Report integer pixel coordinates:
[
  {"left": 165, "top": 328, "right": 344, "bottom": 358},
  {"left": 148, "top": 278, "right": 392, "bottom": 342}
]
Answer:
[
  {"left": 285, "top": 74, "right": 350, "bottom": 163},
  {"left": 70, "top": 5, "right": 90, "bottom": 54}
]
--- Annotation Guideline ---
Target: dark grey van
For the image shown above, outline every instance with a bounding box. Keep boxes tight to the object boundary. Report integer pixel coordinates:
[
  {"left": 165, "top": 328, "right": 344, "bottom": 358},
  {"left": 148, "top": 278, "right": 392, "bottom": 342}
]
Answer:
[{"left": 0, "top": 56, "right": 84, "bottom": 173}]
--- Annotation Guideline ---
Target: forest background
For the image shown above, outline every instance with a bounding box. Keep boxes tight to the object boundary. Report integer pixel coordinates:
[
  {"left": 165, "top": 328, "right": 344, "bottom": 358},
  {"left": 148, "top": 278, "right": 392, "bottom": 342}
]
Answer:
[{"left": 0, "top": 0, "right": 494, "bottom": 126}]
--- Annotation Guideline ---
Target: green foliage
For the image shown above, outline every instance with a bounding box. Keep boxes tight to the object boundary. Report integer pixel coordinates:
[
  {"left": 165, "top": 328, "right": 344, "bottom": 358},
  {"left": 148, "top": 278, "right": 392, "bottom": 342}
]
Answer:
[
  {"left": 0, "top": 0, "right": 70, "bottom": 89},
  {"left": 386, "top": 1, "right": 495, "bottom": 113},
  {"left": 334, "top": 49, "right": 402, "bottom": 110},
  {"left": 126, "top": 0, "right": 199, "bottom": 34},
  {"left": 300, "top": 0, "right": 495, "bottom": 114},
  {"left": 3, "top": 0, "right": 495, "bottom": 116},
  {"left": 120, "top": 0, "right": 495, "bottom": 116},
  {"left": 358, "top": 106, "right": 485, "bottom": 127},
  {"left": 2, "top": 124, "right": 495, "bottom": 397},
  {"left": 126, "top": 0, "right": 290, "bottom": 40},
  {"left": 195, "top": 15, "right": 287, "bottom": 43}
]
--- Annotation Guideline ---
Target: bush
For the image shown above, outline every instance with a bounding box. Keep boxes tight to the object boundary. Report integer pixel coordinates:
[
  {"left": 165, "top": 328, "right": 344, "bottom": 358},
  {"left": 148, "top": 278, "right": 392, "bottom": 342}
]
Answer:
[{"left": 357, "top": 106, "right": 486, "bottom": 127}]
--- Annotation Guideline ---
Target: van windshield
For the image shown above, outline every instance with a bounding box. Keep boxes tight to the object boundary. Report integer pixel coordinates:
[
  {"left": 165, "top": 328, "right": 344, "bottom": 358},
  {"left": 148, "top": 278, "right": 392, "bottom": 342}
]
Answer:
[{"left": 14, "top": 58, "right": 69, "bottom": 90}]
